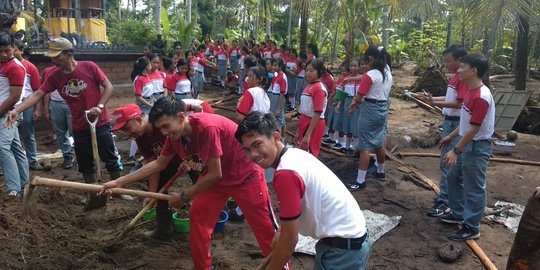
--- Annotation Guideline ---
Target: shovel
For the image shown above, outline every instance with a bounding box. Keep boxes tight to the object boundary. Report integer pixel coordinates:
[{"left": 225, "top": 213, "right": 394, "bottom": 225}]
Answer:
[
  {"left": 23, "top": 176, "right": 171, "bottom": 206},
  {"left": 110, "top": 166, "right": 187, "bottom": 246},
  {"left": 84, "top": 110, "right": 108, "bottom": 211}
]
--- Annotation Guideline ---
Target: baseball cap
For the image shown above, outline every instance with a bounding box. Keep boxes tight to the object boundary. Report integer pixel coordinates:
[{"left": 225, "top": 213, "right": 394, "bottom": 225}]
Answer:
[
  {"left": 45, "top": 37, "right": 73, "bottom": 57},
  {"left": 111, "top": 104, "right": 142, "bottom": 131}
]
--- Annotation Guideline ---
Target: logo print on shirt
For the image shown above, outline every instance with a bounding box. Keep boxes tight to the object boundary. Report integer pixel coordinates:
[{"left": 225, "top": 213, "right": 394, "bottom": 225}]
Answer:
[
  {"left": 152, "top": 142, "right": 163, "bottom": 158},
  {"left": 185, "top": 154, "right": 206, "bottom": 174},
  {"left": 63, "top": 79, "right": 87, "bottom": 97}
]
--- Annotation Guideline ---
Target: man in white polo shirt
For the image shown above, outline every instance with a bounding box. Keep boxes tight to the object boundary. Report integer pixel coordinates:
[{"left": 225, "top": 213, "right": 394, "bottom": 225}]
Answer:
[
  {"left": 236, "top": 112, "right": 370, "bottom": 269},
  {"left": 439, "top": 54, "right": 495, "bottom": 241}
]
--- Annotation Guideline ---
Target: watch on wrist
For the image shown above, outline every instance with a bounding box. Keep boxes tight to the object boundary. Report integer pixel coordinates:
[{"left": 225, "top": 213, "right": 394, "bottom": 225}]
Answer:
[
  {"left": 453, "top": 146, "right": 462, "bottom": 155},
  {"left": 180, "top": 190, "right": 191, "bottom": 203},
  {"left": 97, "top": 103, "right": 105, "bottom": 110}
]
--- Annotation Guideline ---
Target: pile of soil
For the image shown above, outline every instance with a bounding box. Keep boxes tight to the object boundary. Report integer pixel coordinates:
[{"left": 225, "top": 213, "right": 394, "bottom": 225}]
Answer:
[{"left": 412, "top": 67, "right": 449, "bottom": 96}]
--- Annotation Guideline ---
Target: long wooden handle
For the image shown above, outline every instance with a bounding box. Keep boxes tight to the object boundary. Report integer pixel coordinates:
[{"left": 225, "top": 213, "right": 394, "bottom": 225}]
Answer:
[
  {"left": 466, "top": 240, "right": 498, "bottom": 270},
  {"left": 31, "top": 177, "right": 171, "bottom": 201},
  {"left": 397, "top": 152, "right": 540, "bottom": 167}
]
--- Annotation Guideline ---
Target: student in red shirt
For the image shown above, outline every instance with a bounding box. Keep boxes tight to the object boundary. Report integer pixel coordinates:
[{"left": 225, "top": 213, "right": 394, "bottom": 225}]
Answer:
[
  {"left": 166, "top": 58, "right": 192, "bottom": 100},
  {"left": 6, "top": 37, "right": 122, "bottom": 190},
  {"left": 215, "top": 44, "right": 229, "bottom": 88},
  {"left": 100, "top": 97, "right": 279, "bottom": 270},
  {"left": 269, "top": 58, "right": 288, "bottom": 135},
  {"left": 148, "top": 53, "right": 168, "bottom": 100},
  {"left": 111, "top": 104, "right": 181, "bottom": 240},
  {"left": 295, "top": 58, "right": 328, "bottom": 157},
  {"left": 236, "top": 66, "right": 271, "bottom": 123},
  {"left": 131, "top": 57, "right": 155, "bottom": 115},
  {"left": 224, "top": 70, "right": 239, "bottom": 93},
  {"left": 229, "top": 40, "right": 241, "bottom": 74}
]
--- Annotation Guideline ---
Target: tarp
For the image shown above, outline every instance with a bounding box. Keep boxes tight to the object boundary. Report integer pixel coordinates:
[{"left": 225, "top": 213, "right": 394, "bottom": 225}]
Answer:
[
  {"left": 47, "top": 18, "right": 76, "bottom": 36},
  {"left": 81, "top": 18, "right": 107, "bottom": 42}
]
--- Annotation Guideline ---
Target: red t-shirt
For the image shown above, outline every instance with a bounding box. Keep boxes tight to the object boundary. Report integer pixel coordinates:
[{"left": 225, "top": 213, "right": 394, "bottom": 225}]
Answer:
[
  {"left": 133, "top": 74, "right": 154, "bottom": 97},
  {"left": 137, "top": 127, "right": 168, "bottom": 159},
  {"left": 270, "top": 72, "right": 287, "bottom": 94},
  {"left": 40, "top": 61, "right": 111, "bottom": 131},
  {"left": 161, "top": 113, "right": 261, "bottom": 187},
  {"left": 320, "top": 73, "right": 335, "bottom": 94},
  {"left": 0, "top": 58, "right": 25, "bottom": 107},
  {"left": 463, "top": 86, "right": 490, "bottom": 125}
]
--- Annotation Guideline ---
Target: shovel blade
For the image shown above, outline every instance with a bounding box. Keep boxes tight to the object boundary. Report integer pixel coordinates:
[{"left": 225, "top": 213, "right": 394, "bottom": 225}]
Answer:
[{"left": 84, "top": 191, "right": 108, "bottom": 211}]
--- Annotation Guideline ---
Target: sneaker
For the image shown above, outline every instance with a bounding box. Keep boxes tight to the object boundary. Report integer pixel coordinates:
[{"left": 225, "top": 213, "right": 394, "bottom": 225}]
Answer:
[
  {"left": 7, "top": 190, "right": 21, "bottom": 198},
  {"left": 29, "top": 162, "right": 43, "bottom": 171},
  {"left": 448, "top": 225, "right": 480, "bottom": 241},
  {"left": 322, "top": 134, "right": 330, "bottom": 139},
  {"left": 345, "top": 149, "right": 356, "bottom": 157},
  {"left": 440, "top": 213, "right": 463, "bottom": 224},
  {"left": 427, "top": 200, "right": 451, "bottom": 217},
  {"left": 371, "top": 171, "right": 386, "bottom": 179},
  {"left": 125, "top": 156, "right": 136, "bottom": 165},
  {"left": 331, "top": 143, "right": 343, "bottom": 150},
  {"left": 322, "top": 138, "right": 335, "bottom": 146},
  {"left": 227, "top": 209, "right": 245, "bottom": 222},
  {"left": 62, "top": 156, "right": 74, "bottom": 169},
  {"left": 346, "top": 182, "right": 366, "bottom": 190}
]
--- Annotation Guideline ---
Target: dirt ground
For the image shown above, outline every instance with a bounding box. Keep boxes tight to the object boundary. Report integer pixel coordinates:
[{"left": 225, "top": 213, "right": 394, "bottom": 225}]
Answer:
[{"left": 0, "top": 66, "right": 539, "bottom": 270}]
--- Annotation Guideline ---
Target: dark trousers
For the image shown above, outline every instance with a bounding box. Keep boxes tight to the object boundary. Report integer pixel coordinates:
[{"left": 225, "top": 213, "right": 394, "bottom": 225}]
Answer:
[
  {"left": 155, "top": 158, "right": 181, "bottom": 213},
  {"left": 73, "top": 125, "right": 121, "bottom": 174}
]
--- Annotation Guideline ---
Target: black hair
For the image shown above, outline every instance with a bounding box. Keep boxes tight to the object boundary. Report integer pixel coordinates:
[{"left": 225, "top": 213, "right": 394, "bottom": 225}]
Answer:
[
  {"left": 185, "top": 50, "right": 193, "bottom": 58},
  {"left": 256, "top": 57, "right": 266, "bottom": 68},
  {"left": 290, "top": 48, "right": 297, "bottom": 57},
  {"left": 131, "top": 57, "right": 150, "bottom": 81},
  {"left": 14, "top": 39, "right": 24, "bottom": 51},
  {"left": 308, "top": 58, "right": 325, "bottom": 78},
  {"left": 299, "top": 51, "right": 307, "bottom": 61},
  {"left": 250, "top": 66, "right": 268, "bottom": 87},
  {"left": 341, "top": 60, "right": 351, "bottom": 73},
  {"left": 235, "top": 112, "right": 280, "bottom": 143},
  {"left": 173, "top": 41, "right": 182, "bottom": 48},
  {"left": 460, "top": 54, "right": 489, "bottom": 78},
  {"left": 443, "top": 45, "right": 467, "bottom": 60},
  {"left": 148, "top": 96, "right": 186, "bottom": 123},
  {"left": 162, "top": 57, "right": 173, "bottom": 71},
  {"left": 148, "top": 53, "right": 159, "bottom": 62},
  {"left": 226, "top": 70, "right": 233, "bottom": 76},
  {"left": 271, "top": 58, "right": 286, "bottom": 72},
  {"left": 198, "top": 44, "right": 206, "bottom": 51},
  {"left": 0, "top": 32, "right": 14, "bottom": 46},
  {"left": 176, "top": 58, "right": 189, "bottom": 69},
  {"left": 280, "top": 44, "right": 287, "bottom": 51},
  {"left": 307, "top": 43, "right": 319, "bottom": 58},
  {"left": 244, "top": 56, "right": 257, "bottom": 69},
  {"left": 362, "top": 45, "right": 392, "bottom": 82},
  {"left": 241, "top": 46, "right": 249, "bottom": 54}
]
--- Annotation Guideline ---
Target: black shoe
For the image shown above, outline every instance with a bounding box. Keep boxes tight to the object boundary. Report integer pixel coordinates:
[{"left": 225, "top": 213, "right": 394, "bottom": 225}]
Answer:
[
  {"left": 331, "top": 143, "right": 343, "bottom": 150},
  {"left": 62, "top": 156, "right": 74, "bottom": 169},
  {"left": 371, "top": 171, "right": 386, "bottom": 180},
  {"left": 440, "top": 213, "right": 463, "bottom": 224},
  {"left": 29, "top": 162, "right": 43, "bottom": 171},
  {"left": 227, "top": 209, "right": 245, "bottom": 222},
  {"left": 448, "top": 224, "right": 480, "bottom": 241},
  {"left": 346, "top": 182, "right": 366, "bottom": 190},
  {"left": 322, "top": 138, "right": 336, "bottom": 146},
  {"left": 143, "top": 228, "right": 173, "bottom": 241},
  {"left": 427, "top": 199, "right": 451, "bottom": 217}
]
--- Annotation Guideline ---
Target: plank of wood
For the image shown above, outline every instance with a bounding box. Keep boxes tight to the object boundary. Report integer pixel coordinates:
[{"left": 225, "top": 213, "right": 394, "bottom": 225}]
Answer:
[{"left": 397, "top": 152, "right": 540, "bottom": 167}]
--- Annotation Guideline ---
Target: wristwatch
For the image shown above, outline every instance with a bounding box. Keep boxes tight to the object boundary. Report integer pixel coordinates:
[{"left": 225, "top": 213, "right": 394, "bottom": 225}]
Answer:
[
  {"left": 453, "top": 146, "right": 462, "bottom": 155},
  {"left": 97, "top": 103, "right": 105, "bottom": 110}
]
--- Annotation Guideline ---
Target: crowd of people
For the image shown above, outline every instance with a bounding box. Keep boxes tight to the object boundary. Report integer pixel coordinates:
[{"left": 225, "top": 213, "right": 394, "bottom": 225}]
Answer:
[{"left": 0, "top": 30, "right": 498, "bottom": 269}]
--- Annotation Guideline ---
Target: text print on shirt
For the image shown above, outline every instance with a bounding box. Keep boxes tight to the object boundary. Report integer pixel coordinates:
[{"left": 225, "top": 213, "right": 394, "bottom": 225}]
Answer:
[{"left": 63, "top": 78, "right": 87, "bottom": 97}]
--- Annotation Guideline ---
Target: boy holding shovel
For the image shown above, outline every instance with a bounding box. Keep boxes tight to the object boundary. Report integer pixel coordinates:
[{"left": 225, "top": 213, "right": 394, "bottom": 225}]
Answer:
[
  {"left": 100, "top": 97, "right": 280, "bottom": 270},
  {"left": 111, "top": 104, "right": 181, "bottom": 240},
  {"left": 236, "top": 112, "right": 370, "bottom": 269}
]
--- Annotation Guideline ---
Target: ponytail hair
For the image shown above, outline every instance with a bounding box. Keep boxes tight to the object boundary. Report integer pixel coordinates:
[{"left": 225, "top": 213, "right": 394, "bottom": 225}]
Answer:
[
  {"left": 362, "top": 45, "right": 392, "bottom": 82},
  {"left": 250, "top": 66, "right": 268, "bottom": 87},
  {"left": 131, "top": 57, "right": 150, "bottom": 81},
  {"left": 271, "top": 58, "right": 286, "bottom": 72},
  {"left": 175, "top": 58, "right": 191, "bottom": 78},
  {"left": 309, "top": 58, "right": 325, "bottom": 78}
]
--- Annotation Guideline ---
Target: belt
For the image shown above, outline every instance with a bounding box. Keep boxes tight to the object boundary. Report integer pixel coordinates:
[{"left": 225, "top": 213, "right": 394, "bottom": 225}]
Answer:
[
  {"left": 196, "top": 70, "right": 203, "bottom": 73},
  {"left": 364, "top": 98, "right": 387, "bottom": 104},
  {"left": 51, "top": 100, "right": 67, "bottom": 103},
  {"left": 297, "top": 76, "right": 304, "bottom": 79},
  {"left": 271, "top": 93, "right": 281, "bottom": 95},
  {"left": 444, "top": 115, "right": 460, "bottom": 121},
  {"left": 321, "top": 234, "right": 367, "bottom": 250}
]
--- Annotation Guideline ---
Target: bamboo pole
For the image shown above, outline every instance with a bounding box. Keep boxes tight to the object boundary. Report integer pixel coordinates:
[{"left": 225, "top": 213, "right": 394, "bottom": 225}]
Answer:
[{"left": 397, "top": 152, "right": 540, "bottom": 167}]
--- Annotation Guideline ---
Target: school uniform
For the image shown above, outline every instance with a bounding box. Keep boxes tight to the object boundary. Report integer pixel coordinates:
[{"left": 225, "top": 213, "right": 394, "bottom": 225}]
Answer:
[
  {"left": 327, "top": 76, "right": 347, "bottom": 132},
  {"left": 447, "top": 84, "right": 495, "bottom": 230},
  {"left": 298, "top": 81, "right": 327, "bottom": 157},
  {"left": 133, "top": 74, "right": 155, "bottom": 115},
  {"left": 273, "top": 147, "right": 370, "bottom": 268},
  {"left": 296, "top": 68, "right": 307, "bottom": 104},
  {"left": 229, "top": 46, "right": 240, "bottom": 73},
  {"left": 438, "top": 74, "right": 468, "bottom": 205},
  {"left": 237, "top": 55, "right": 247, "bottom": 95},
  {"left": 166, "top": 73, "right": 192, "bottom": 100},
  {"left": 356, "top": 66, "right": 392, "bottom": 151},
  {"left": 269, "top": 72, "right": 288, "bottom": 128},
  {"left": 342, "top": 76, "right": 361, "bottom": 135},
  {"left": 285, "top": 57, "right": 301, "bottom": 98},
  {"left": 193, "top": 53, "right": 208, "bottom": 98},
  {"left": 149, "top": 70, "right": 166, "bottom": 100},
  {"left": 215, "top": 48, "right": 229, "bottom": 78}
]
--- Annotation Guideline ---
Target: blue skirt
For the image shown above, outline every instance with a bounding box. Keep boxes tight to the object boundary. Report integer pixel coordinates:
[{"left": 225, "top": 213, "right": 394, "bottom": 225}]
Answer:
[
  {"left": 217, "top": 59, "right": 227, "bottom": 77},
  {"left": 230, "top": 57, "right": 239, "bottom": 73},
  {"left": 343, "top": 97, "right": 360, "bottom": 134},
  {"left": 136, "top": 96, "right": 154, "bottom": 116},
  {"left": 357, "top": 100, "right": 389, "bottom": 150},
  {"left": 286, "top": 74, "right": 297, "bottom": 95},
  {"left": 270, "top": 93, "right": 285, "bottom": 127}
]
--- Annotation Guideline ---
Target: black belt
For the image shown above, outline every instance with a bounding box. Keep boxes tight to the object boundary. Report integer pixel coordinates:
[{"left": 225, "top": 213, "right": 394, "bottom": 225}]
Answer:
[
  {"left": 364, "top": 98, "right": 387, "bottom": 104},
  {"left": 196, "top": 70, "right": 203, "bottom": 73},
  {"left": 271, "top": 93, "right": 281, "bottom": 95},
  {"left": 444, "top": 115, "right": 460, "bottom": 121},
  {"left": 321, "top": 234, "right": 367, "bottom": 250},
  {"left": 52, "top": 100, "right": 67, "bottom": 103}
]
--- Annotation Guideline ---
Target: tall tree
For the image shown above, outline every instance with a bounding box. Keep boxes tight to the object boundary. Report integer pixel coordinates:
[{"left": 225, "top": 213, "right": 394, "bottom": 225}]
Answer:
[{"left": 515, "top": 14, "right": 530, "bottom": 90}]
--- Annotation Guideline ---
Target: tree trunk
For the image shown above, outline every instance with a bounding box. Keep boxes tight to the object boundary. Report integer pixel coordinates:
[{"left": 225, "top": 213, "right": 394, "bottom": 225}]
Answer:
[
  {"left": 265, "top": 0, "right": 271, "bottom": 36},
  {"left": 187, "top": 0, "right": 192, "bottom": 23},
  {"left": 382, "top": 6, "right": 390, "bottom": 49},
  {"left": 446, "top": 15, "right": 452, "bottom": 48},
  {"left": 156, "top": 0, "right": 162, "bottom": 34},
  {"left": 286, "top": 2, "right": 292, "bottom": 47},
  {"left": 331, "top": 10, "right": 340, "bottom": 64},
  {"left": 299, "top": 1, "right": 309, "bottom": 53},
  {"left": 317, "top": 11, "right": 324, "bottom": 44},
  {"left": 515, "top": 15, "right": 529, "bottom": 91},
  {"left": 241, "top": 0, "right": 247, "bottom": 37}
]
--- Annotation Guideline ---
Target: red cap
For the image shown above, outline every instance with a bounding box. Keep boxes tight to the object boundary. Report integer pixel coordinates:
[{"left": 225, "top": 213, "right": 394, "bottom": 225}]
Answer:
[{"left": 111, "top": 104, "right": 142, "bottom": 131}]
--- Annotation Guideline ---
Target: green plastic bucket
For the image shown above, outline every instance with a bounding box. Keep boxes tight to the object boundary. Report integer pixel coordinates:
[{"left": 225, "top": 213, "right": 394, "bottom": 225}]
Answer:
[
  {"left": 226, "top": 198, "right": 237, "bottom": 210},
  {"left": 142, "top": 208, "right": 156, "bottom": 221},
  {"left": 172, "top": 212, "right": 190, "bottom": 233}
]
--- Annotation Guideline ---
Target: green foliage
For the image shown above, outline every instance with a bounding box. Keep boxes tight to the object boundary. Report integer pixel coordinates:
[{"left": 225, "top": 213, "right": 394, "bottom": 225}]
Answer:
[
  {"left": 404, "top": 20, "right": 446, "bottom": 72},
  {"left": 386, "top": 35, "right": 408, "bottom": 64},
  {"left": 108, "top": 18, "right": 156, "bottom": 47}
]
